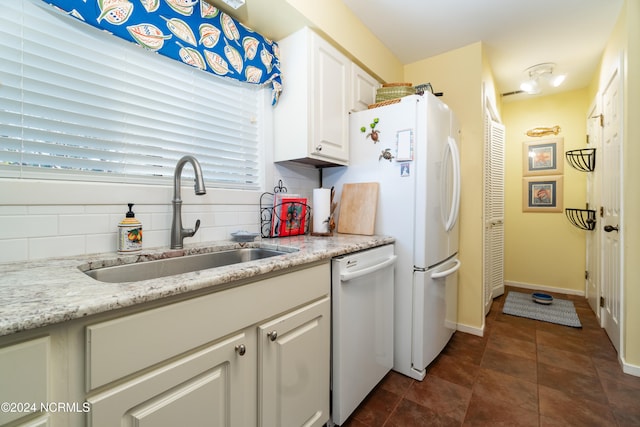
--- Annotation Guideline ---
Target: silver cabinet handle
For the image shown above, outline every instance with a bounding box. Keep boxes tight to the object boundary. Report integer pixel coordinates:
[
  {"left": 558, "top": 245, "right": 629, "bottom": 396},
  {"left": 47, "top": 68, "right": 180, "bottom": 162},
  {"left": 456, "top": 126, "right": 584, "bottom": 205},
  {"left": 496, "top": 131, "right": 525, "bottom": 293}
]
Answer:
[
  {"left": 235, "top": 344, "right": 246, "bottom": 356},
  {"left": 267, "top": 331, "right": 278, "bottom": 342},
  {"left": 316, "top": 145, "right": 322, "bottom": 152}
]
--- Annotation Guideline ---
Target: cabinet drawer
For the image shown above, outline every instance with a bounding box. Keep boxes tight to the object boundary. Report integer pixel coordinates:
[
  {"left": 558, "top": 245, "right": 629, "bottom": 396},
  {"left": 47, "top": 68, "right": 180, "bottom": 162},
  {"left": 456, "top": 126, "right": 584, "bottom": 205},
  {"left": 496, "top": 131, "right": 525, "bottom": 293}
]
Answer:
[
  {"left": 86, "top": 263, "right": 329, "bottom": 390},
  {"left": 0, "top": 337, "right": 49, "bottom": 425}
]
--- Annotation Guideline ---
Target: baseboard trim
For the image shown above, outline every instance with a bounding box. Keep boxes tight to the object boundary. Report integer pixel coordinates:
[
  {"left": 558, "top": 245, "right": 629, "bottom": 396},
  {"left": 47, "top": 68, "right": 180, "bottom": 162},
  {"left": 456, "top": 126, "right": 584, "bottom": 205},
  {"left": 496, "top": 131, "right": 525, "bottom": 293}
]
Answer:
[
  {"left": 456, "top": 322, "right": 484, "bottom": 337},
  {"left": 622, "top": 358, "right": 640, "bottom": 377},
  {"left": 504, "top": 281, "right": 585, "bottom": 297}
]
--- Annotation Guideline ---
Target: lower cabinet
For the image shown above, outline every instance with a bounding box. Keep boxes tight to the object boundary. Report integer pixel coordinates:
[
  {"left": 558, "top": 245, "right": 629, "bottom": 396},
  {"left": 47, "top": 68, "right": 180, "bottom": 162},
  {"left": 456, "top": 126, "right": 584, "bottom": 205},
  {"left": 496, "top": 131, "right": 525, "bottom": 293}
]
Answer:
[
  {"left": 0, "top": 337, "right": 50, "bottom": 426},
  {"left": 85, "top": 262, "right": 330, "bottom": 427},
  {"left": 259, "top": 297, "right": 330, "bottom": 427},
  {"left": 87, "top": 332, "right": 251, "bottom": 427}
]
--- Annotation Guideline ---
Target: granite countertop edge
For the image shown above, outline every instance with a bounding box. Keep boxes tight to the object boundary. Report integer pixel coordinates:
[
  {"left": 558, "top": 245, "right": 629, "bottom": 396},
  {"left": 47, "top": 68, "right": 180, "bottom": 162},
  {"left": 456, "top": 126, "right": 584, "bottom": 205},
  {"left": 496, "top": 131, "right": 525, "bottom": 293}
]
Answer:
[{"left": 0, "top": 234, "right": 394, "bottom": 337}]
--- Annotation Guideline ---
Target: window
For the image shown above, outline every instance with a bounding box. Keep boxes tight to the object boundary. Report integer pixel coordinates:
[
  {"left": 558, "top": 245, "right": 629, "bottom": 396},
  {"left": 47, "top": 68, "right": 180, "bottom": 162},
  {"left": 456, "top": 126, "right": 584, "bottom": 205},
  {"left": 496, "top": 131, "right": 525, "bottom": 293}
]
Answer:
[{"left": 0, "top": 0, "right": 264, "bottom": 190}]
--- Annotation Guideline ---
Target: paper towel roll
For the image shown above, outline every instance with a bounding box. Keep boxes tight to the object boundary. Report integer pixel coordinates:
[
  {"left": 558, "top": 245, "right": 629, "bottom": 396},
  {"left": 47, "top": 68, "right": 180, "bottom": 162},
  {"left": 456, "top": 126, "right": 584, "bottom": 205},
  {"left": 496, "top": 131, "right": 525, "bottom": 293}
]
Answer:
[{"left": 312, "top": 188, "right": 331, "bottom": 233}]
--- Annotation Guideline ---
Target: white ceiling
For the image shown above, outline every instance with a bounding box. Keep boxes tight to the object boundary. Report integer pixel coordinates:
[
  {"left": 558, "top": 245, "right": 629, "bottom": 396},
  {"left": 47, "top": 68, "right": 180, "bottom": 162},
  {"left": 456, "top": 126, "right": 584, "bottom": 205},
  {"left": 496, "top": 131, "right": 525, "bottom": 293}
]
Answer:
[{"left": 340, "top": 0, "right": 624, "bottom": 101}]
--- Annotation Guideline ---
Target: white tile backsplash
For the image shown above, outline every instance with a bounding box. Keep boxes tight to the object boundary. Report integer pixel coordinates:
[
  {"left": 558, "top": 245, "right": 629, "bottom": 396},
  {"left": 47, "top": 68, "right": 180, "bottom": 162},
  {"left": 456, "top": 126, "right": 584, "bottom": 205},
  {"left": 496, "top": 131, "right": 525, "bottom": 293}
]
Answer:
[
  {"left": 0, "top": 161, "right": 320, "bottom": 262},
  {"left": 0, "top": 239, "right": 28, "bottom": 263},
  {"left": 59, "top": 214, "right": 111, "bottom": 235},
  {"left": 0, "top": 216, "right": 58, "bottom": 239},
  {"left": 29, "top": 235, "right": 86, "bottom": 260}
]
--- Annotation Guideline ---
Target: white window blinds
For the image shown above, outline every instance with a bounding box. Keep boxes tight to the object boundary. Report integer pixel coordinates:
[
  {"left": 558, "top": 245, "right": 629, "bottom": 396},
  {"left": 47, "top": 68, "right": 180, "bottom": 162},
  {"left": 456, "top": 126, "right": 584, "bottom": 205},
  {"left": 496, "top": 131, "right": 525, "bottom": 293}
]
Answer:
[{"left": 0, "top": 0, "right": 263, "bottom": 190}]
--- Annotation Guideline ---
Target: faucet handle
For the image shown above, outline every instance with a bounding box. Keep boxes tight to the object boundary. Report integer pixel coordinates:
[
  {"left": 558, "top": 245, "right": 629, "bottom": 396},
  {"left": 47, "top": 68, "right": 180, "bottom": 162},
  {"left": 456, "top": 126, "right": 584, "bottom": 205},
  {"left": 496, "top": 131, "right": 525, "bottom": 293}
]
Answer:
[{"left": 183, "top": 219, "right": 201, "bottom": 238}]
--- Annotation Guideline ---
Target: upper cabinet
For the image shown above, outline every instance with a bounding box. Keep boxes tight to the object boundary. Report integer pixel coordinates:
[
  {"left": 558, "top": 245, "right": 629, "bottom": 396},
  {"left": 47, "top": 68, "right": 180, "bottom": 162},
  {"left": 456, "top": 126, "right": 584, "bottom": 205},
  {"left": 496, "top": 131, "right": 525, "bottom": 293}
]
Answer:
[
  {"left": 274, "top": 27, "right": 379, "bottom": 167},
  {"left": 350, "top": 62, "right": 379, "bottom": 112}
]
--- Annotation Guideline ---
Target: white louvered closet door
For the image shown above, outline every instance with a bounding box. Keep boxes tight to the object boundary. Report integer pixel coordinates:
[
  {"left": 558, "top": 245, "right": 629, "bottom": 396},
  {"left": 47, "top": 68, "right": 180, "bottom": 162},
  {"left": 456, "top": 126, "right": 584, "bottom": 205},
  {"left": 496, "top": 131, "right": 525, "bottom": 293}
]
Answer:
[{"left": 483, "top": 114, "right": 505, "bottom": 316}]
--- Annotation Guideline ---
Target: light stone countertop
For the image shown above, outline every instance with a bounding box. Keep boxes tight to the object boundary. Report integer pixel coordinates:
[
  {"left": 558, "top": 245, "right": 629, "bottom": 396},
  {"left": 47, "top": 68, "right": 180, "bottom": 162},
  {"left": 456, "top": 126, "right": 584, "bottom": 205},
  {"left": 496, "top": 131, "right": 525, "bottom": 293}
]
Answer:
[{"left": 0, "top": 234, "right": 394, "bottom": 337}]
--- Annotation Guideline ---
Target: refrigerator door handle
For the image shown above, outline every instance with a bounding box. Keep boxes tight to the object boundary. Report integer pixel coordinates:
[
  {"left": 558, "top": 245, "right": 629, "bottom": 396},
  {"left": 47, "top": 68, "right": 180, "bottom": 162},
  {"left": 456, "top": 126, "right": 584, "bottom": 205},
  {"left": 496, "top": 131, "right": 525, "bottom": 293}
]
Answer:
[
  {"left": 444, "top": 136, "right": 461, "bottom": 232},
  {"left": 340, "top": 255, "right": 397, "bottom": 282},
  {"left": 431, "top": 258, "right": 461, "bottom": 279}
]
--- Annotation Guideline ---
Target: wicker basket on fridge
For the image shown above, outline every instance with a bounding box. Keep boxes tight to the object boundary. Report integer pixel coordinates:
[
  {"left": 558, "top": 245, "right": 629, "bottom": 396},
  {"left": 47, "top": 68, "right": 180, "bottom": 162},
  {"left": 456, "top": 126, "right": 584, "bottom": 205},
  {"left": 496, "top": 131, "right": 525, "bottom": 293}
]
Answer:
[{"left": 375, "top": 82, "right": 415, "bottom": 103}]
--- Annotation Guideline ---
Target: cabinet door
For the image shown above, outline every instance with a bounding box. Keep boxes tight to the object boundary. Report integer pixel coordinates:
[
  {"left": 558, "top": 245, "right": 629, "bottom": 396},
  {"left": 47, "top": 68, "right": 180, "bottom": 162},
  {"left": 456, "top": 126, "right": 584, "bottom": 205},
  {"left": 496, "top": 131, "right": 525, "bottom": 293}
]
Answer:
[
  {"left": 0, "top": 337, "right": 49, "bottom": 426},
  {"left": 258, "top": 297, "right": 330, "bottom": 427},
  {"left": 311, "top": 35, "right": 350, "bottom": 163},
  {"left": 87, "top": 332, "right": 251, "bottom": 427},
  {"left": 350, "top": 63, "right": 379, "bottom": 112}
]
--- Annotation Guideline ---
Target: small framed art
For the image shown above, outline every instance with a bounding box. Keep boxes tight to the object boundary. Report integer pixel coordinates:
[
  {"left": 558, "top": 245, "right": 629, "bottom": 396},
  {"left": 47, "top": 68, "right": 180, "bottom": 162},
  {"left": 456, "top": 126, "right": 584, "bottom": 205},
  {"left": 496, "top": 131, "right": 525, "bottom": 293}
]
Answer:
[
  {"left": 276, "top": 197, "right": 307, "bottom": 236},
  {"left": 523, "top": 137, "right": 564, "bottom": 176},
  {"left": 522, "top": 176, "right": 563, "bottom": 212}
]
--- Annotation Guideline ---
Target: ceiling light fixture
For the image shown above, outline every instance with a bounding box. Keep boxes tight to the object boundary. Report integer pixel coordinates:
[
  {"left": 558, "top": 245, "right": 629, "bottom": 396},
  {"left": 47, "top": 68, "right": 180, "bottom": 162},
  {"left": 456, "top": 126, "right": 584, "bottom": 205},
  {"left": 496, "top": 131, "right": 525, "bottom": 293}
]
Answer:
[
  {"left": 219, "top": 0, "right": 245, "bottom": 9},
  {"left": 519, "top": 63, "right": 566, "bottom": 95}
]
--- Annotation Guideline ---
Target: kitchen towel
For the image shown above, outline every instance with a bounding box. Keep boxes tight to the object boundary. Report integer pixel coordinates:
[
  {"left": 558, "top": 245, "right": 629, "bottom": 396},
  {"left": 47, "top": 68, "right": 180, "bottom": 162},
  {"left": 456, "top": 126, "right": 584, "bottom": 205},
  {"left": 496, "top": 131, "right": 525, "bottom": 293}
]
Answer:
[{"left": 312, "top": 188, "right": 331, "bottom": 233}]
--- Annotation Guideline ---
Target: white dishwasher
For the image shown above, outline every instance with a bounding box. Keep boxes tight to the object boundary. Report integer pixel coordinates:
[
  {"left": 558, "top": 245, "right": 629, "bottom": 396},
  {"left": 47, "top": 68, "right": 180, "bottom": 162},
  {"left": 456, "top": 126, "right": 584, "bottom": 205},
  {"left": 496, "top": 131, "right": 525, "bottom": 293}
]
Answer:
[{"left": 331, "top": 244, "right": 396, "bottom": 425}]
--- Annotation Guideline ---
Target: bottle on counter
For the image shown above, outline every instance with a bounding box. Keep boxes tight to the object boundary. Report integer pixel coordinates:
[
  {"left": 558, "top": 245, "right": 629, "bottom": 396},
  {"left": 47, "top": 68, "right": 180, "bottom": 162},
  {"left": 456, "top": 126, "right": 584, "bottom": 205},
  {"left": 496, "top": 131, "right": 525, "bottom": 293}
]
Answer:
[{"left": 117, "top": 203, "right": 142, "bottom": 254}]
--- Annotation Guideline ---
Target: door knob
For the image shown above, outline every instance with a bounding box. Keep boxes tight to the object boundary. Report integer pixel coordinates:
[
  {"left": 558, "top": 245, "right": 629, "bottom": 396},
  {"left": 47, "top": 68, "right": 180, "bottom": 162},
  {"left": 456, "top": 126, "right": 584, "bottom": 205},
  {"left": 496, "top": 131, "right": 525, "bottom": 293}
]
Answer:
[
  {"left": 267, "top": 331, "right": 278, "bottom": 342},
  {"left": 604, "top": 225, "right": 619, "bottom": 233},
  {"left": 235, "top": 344, "right": 246, "bottom": 356}
]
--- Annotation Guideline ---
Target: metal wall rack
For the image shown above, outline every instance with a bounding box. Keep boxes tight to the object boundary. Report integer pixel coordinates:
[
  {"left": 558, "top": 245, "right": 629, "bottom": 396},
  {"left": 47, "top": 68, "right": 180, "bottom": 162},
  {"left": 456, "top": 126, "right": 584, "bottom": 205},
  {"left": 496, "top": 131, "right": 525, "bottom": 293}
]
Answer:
[
  {"left": 565, "top": 148, "right": 596, "bottom": 172},
  {"left": 564, "top": 148, "right": 597, "bottom": 230},
  {"left": 260, "top": 180, "right": 311, "bottom": 238},
  {"left": 565, "top": 208, "right": 597, "bottom": 231}
]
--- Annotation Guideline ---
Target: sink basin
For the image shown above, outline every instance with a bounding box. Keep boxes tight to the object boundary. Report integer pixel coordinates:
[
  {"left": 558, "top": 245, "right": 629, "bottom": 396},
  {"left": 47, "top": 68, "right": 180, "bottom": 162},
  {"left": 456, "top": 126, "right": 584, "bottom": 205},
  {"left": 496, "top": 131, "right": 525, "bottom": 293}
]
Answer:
[{"left": 83, "top": 248, "right": 293, "bottom": 283}]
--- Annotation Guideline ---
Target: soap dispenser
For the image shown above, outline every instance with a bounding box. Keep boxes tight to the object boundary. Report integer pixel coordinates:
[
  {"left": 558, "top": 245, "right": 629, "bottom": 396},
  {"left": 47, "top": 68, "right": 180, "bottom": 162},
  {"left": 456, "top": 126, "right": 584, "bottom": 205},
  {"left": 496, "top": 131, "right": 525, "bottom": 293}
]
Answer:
[{"left": 117, "top": 203, "right": 142, "bottom": 254}]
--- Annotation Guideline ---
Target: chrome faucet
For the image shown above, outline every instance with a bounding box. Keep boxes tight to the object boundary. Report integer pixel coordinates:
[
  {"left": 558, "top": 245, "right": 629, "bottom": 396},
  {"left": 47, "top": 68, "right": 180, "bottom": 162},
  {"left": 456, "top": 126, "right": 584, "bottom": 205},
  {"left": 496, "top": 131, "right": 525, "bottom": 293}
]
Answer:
[{"left": 171, "top": 155, "right": 206, "bottom": 249}]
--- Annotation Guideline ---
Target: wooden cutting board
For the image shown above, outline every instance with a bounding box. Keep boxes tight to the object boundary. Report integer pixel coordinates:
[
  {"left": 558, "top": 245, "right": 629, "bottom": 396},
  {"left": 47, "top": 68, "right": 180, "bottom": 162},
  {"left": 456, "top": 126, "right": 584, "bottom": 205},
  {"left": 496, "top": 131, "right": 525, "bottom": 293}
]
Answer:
[{"left": 337, "top": 182, "right": 379, "bottom": 235}]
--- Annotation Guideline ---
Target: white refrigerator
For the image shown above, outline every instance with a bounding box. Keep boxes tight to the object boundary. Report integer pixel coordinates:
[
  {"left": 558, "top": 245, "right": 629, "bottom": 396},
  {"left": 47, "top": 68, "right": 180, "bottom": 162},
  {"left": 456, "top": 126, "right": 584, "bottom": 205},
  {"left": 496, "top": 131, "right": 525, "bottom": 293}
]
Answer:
[{"left": 324, "top": 93, "right": 461, "bottom": 381}]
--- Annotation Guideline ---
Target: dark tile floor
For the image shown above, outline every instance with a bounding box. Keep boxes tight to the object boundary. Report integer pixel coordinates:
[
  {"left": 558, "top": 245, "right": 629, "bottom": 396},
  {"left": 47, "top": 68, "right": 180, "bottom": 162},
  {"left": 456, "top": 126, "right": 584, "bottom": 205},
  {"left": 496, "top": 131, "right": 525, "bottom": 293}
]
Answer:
[{"left": 341, "top": 286, "right": 640, "bottom": 426}]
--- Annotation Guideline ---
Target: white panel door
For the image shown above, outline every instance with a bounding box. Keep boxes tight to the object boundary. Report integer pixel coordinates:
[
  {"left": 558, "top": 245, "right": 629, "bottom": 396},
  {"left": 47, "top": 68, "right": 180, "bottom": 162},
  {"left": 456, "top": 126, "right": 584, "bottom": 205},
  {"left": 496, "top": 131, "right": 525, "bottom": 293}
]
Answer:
[
  {"left": 601, "top": 64, "right": 622, "bottom": 352},
  {"left": 586, "top": 102, "right": 602, "bottom": 319}
]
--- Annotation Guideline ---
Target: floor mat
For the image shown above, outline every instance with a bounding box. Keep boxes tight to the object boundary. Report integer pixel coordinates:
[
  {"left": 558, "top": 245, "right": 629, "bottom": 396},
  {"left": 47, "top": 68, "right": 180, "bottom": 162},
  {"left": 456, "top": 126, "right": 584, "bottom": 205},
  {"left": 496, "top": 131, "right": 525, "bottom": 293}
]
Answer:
[{"left": 502, "top": 291, "right": 582, "bottom": 328}]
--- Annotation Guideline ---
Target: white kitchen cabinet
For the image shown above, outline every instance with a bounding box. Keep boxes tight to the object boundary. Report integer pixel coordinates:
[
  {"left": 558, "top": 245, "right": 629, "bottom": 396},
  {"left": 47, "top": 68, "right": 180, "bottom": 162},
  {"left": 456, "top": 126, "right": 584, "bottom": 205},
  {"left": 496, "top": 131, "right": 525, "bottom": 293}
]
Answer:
[
  {"left": 350, "top": 62, "right": 379, "bottom": 112},
  {"left": 85, "top": 262, "right": 330, "bottom": 427},
  {"left": 259, "top": 297, "right": 330, "bottom": 427},
  {"left": 274, "top": 27, "right": 350, "bottom": 166},
  {"left": 87, "top": 332, "right": 251, "bottom": 427},
  {"left": 0, "top": 337, "right": 49, "bottom": 426}
]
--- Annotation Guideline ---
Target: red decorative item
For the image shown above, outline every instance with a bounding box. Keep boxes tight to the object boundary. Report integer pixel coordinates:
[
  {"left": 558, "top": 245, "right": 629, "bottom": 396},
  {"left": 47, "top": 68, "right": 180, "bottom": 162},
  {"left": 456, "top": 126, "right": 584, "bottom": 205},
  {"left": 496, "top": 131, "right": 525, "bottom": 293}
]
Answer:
[{"left": 277, "top": 197, "right": 307, "bottom": 236}]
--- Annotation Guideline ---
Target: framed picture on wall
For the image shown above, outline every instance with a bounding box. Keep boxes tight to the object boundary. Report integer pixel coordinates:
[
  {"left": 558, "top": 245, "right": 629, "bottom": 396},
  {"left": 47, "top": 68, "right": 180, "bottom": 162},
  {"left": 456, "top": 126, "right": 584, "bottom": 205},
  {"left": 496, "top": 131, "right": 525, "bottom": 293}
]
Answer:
[
  {"left": 522, "top": 176, "right": 563, "bottom": 212},
  {"left": 523, "top": 137, "right": 564, "bottom": 176}
]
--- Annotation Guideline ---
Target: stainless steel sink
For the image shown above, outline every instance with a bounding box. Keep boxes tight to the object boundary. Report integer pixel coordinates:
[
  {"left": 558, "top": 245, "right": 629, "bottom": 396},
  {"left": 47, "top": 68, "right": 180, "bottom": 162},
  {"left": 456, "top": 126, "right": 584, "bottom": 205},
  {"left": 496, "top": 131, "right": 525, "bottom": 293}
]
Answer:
[{"left": 83, "top": 248, "right": 293, "bottom": 283}]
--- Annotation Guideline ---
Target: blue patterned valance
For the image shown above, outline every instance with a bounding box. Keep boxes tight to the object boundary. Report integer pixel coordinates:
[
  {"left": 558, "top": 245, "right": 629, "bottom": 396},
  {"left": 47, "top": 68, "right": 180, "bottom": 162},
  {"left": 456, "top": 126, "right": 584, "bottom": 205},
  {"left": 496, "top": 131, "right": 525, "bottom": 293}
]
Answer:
[{"left": 44, "top": 0, "right": 282, "bottom": 104}]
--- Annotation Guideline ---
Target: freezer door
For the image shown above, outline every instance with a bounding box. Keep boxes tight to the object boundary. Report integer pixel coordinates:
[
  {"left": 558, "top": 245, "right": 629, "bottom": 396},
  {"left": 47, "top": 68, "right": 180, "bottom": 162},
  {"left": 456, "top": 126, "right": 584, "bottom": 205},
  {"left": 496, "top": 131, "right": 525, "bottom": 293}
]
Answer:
[{"left": 411, "top": 257, "right": 459, "bottom": 376}]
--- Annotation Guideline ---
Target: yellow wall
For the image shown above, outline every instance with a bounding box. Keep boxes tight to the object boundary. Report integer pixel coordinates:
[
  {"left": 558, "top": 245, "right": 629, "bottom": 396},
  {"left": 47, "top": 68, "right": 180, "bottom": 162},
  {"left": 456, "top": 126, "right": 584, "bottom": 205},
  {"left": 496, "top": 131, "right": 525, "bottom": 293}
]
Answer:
[
  {"left": 240, "top": 0, "right": 404, "bottom": 83},
  {"left": 404, "top": 43, "right": 488, "bottom": 331},
  {"left": 283, "top": 0, "right": 403, "bottom": 82},
  {"left": 501, "top": 91, "right": 588, "bottom": 294},
  {"left": 623, "top": 0, "right": 640, "bottom": 370}
]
